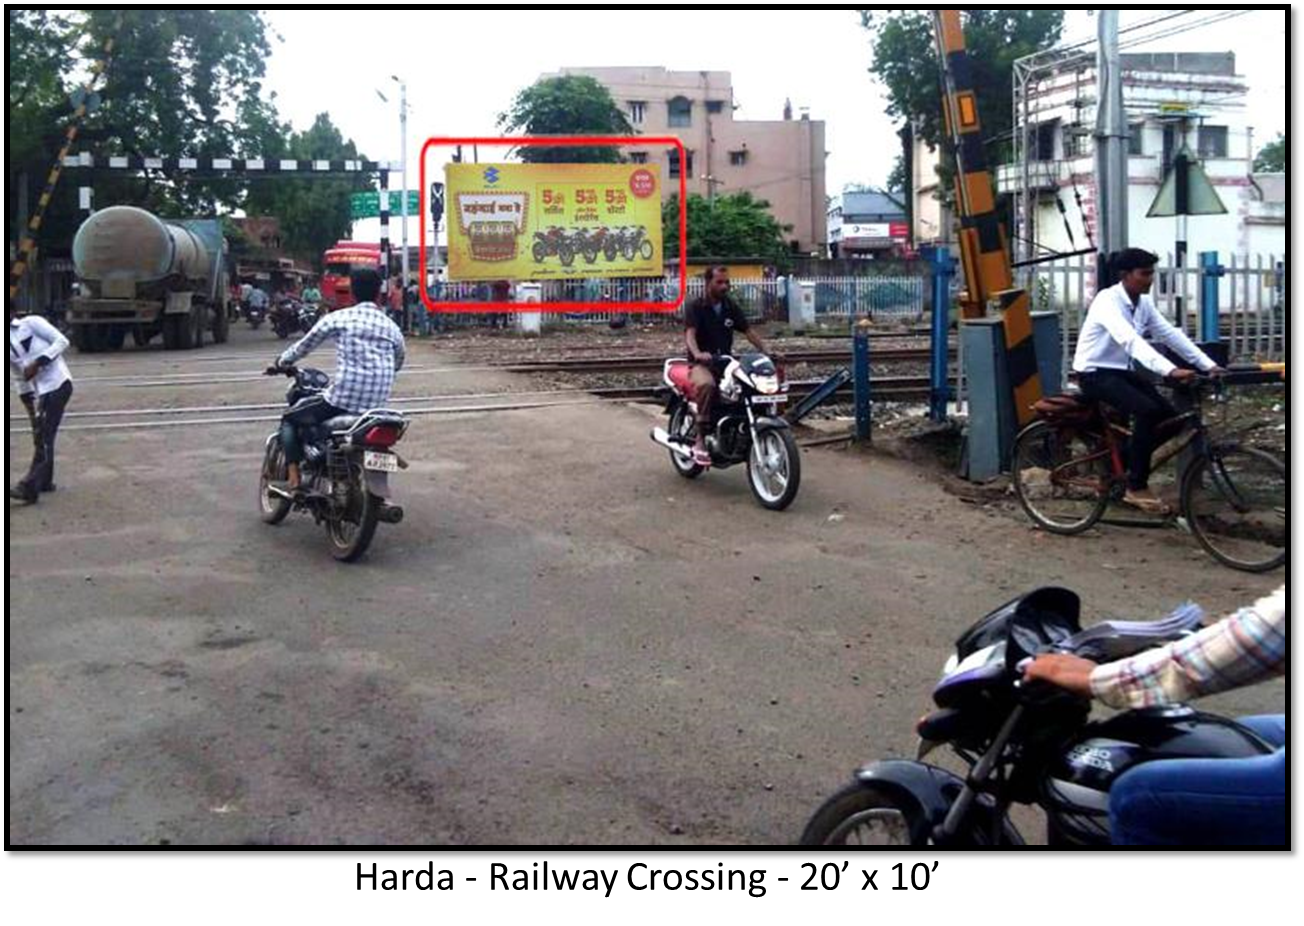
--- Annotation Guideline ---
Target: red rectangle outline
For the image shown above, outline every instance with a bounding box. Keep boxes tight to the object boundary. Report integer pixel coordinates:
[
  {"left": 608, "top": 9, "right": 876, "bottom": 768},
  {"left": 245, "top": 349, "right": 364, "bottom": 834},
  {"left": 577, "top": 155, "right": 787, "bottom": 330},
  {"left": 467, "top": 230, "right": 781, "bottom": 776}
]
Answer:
[{"left": 418, "top": 136, "right": 687, "bottom": 313}]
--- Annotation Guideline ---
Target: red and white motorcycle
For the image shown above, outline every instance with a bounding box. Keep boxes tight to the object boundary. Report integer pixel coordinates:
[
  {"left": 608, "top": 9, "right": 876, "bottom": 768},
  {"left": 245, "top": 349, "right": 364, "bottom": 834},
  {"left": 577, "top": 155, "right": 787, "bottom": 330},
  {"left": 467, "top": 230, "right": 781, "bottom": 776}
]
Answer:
[{"left": 650, "top": 352, "right": 802, "bottom": 510}]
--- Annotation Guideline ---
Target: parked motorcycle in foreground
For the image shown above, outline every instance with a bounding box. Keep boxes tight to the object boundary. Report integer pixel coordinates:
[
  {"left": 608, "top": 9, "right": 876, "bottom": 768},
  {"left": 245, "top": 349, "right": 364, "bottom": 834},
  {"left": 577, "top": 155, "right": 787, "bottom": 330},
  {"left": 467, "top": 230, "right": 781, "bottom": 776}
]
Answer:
[
  {"left": 259, "top": 365, "right": 409, "bottom": 562},
  {"left": 650, "top": 352, "right": 801, "bottom": 510},
  {"left": 799, "top": 587, "right": 1274, "bottom": 846}
]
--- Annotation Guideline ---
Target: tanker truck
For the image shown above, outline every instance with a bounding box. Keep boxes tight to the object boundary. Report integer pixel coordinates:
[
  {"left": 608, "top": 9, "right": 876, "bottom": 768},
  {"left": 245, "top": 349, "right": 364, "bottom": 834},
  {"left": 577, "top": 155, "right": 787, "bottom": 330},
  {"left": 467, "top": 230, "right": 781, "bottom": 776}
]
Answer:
[{"left": 68, "top": 206, "right": 230, "bottom": 351}]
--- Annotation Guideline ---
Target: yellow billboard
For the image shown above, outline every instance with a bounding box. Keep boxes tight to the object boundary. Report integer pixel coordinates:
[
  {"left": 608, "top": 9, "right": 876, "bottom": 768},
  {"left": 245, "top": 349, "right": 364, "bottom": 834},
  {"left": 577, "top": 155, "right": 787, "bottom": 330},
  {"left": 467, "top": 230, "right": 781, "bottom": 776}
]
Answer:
[{"left": 445, "top": 163, "right": 663, "bottom": 281}]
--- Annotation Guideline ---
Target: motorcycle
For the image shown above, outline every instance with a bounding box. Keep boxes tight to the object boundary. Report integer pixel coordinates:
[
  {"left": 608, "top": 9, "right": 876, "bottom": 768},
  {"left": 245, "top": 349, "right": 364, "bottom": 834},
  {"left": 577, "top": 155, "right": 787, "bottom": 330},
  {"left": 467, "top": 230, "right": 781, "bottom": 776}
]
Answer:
[
  {"left": 618, "top": 225, "right": 654, "bottom": 261},
  {"left": 799, "top": 587, "right": 1276, "bottom": 846},
  {"left": 650, "top": 352, "right": 801, "bottom": 510},
  {"left": 269, "top": 297, "right": 302, "bottom": 339},
  {"left": 531, "top": 226, "right": 574, "bottom": 266},
  {"left": 243, "top": 299, "right": 267, "bottom": 330},
  {"left": 258, "top": 365, "right": 409, "bottom": 562},
  {"left": 297, "top": 300, "right": 322, "bottom": 332}
]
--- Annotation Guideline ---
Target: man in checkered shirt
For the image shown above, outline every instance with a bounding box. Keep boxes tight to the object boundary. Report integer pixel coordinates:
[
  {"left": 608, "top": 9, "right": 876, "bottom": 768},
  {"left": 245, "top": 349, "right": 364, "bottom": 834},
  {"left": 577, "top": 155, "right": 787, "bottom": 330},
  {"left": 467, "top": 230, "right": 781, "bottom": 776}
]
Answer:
[{"left": 271, "top": 267, "right": 406, "bottom": 494}]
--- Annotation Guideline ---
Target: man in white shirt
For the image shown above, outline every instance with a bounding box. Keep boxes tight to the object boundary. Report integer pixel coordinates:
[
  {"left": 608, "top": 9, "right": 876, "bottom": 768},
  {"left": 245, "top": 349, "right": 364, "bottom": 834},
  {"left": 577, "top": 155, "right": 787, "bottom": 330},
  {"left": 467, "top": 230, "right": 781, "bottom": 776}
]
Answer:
[
  {"left": 1071, "top": 248, "right": 1223, "bottom": 513},
  {"left": 8, "top": 302, "right": 75, "bottom": 504}
]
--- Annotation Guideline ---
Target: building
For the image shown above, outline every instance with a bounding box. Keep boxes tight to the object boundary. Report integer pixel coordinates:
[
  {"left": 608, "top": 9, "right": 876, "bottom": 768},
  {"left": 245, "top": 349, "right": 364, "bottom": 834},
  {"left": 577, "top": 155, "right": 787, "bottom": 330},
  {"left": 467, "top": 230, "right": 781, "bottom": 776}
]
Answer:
[
  {"left": 998, "top": 51, "right": 1273, "bottom": 263},
  {"left": 548, "top": 67, "right": 828, "bottom": 255},
  {"left": 910, "top": 51, "right": 1280, "bottom": 267},
  {"left": 827, "top": 190, "right": 908, "bottom": 259}
]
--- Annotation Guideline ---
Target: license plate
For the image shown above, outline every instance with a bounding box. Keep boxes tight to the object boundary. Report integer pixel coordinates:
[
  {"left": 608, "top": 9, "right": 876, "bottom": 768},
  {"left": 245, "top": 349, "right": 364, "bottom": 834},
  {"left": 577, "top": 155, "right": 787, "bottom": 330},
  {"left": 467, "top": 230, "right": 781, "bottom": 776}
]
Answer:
[
  {"left": 363, "top": 451, "right": 398, "bottom": 472},
  {"left": 752, "top": 394, "right": 789, "bottom": 404}
]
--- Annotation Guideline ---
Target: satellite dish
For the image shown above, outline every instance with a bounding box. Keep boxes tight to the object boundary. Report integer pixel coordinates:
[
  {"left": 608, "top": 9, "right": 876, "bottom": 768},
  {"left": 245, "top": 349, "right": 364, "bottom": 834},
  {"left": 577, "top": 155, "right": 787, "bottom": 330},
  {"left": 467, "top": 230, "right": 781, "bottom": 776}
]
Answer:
[
  {"left": 85, "top": 91, "right": 102, "bottom": 113},
  {"left": 70, "top": 88, "right": 87, "bottom": 110}
]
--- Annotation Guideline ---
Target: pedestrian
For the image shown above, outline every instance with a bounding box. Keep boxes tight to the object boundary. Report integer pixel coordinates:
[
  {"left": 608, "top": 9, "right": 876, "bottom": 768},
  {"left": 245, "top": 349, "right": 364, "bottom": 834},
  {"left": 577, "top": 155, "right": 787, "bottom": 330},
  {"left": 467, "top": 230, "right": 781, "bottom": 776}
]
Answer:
[
  {"left": 8, "top": 299, "right": 75, "bottom": 504},
  {"left": 388, "top": 274, "right": 405, "bottom": 330}
]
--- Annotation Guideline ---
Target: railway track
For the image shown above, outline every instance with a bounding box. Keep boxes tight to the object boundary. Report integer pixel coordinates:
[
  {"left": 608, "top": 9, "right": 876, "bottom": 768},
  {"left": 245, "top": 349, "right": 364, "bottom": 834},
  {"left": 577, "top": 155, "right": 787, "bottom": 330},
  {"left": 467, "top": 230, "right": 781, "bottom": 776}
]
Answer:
[{"left": 12, "top": 377, "right": 933, "bottom": 433}]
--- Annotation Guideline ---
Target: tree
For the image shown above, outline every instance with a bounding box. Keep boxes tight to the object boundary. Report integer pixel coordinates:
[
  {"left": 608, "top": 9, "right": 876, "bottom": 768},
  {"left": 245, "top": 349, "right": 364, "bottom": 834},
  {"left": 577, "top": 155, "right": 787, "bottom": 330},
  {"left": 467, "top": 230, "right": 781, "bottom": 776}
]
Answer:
[
  {"left": 498, "top": 75, "right": 634, "bottom": 163},
  {"left": 861, "top": 9, "right": 1063, "bottom": 198},
  {"left": 77, "top": 8, "right": 276, "bottom": 215},
  {"left": 8, "top": 10, "right": 87, "bottom": 252},
  {"left": 662, "top": 192, "right": 792, "bottom": 266},
  {"left": 1254, "top": 133, "right": 1285, "bottom": 172},
  {"left": 244, "top": 113, "right": 372, "bottom": 265}
]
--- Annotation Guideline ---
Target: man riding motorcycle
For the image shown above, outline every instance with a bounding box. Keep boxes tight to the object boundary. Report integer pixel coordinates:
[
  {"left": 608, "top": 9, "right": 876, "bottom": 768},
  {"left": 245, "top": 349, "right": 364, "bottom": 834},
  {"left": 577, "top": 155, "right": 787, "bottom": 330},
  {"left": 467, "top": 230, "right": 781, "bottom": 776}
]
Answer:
[
  {"left": 684, "top": 265, "right": 772, "bottom": 466},
  {"left": 268, "top": 267, "right": 406, "bottom": 495},
  {"left": 1024, "top": 584, "right": 1285, "bottom": 845}
]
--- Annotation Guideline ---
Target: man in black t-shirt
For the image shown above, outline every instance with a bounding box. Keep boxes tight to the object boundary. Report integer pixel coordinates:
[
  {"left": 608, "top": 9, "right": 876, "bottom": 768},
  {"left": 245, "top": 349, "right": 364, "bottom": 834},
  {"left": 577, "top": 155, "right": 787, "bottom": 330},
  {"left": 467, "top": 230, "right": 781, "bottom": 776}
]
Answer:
[{"left": 684, "top": 265, "right": 770, "bottom": 465}]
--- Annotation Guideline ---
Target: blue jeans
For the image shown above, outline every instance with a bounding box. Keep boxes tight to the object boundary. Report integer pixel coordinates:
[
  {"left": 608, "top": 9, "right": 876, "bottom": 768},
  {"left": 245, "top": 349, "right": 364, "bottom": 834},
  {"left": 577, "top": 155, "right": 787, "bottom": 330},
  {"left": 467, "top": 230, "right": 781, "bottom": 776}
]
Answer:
[{"left": 1110, "top": 714, "right": 1286, "bottom": 846}]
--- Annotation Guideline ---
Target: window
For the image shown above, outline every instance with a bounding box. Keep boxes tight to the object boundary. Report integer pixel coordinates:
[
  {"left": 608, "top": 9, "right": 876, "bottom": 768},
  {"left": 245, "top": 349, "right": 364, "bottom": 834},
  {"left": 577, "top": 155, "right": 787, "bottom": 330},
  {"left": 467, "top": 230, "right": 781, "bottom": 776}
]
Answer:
[
  {"left": 668, "top": 149, "right": 680, "bottom": 178},
  {"left": 1033, "top": 120, "right": 1057, "bottom": 160},
  {"left": 628, "top": 101, "right": 646, "bottom": 124},
  {"left": 1127, "top": 123, "right": 1145, "bottom": 156},
  {"left": 1199, "top": 125, "right": 1228, "bottom": 158},
  {"left": 668, "top": 96, "right": 692, "bottom": 127},
  {"left": 686, "top": 150, "right": 694, "bottom": 176},
  {"left": 706, "top": 100, "right": 724, "bottom": 114},
  {"left": 629, "top": 152, "right": 648, "bottom": 164},
  {"left": 729, "top": 149, "right": 748, "bottom": 166}
]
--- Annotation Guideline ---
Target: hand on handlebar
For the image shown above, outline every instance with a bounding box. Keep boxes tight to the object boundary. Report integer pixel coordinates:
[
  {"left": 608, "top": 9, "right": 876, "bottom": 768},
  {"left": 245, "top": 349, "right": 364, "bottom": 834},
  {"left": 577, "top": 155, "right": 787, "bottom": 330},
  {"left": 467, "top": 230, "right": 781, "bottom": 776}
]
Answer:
[
  {"left": 694, "top": 350, "right": 714, "bottom": 364},
  {"left": 1167, "top": 368, "right": 1199, "bottom": 384},
  {"left": 1021, "top": 653, "right": 1097, "bottom": 698}
]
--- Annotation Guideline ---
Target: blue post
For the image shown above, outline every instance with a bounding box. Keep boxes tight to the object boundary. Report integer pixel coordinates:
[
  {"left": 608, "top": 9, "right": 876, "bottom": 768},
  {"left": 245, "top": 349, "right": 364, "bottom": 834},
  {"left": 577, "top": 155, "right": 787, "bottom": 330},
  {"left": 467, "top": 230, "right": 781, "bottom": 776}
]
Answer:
[
  {"left": 1199, "top": 251, "right": 1223, "bottom": 345},
  {"left": 853, "top": 318, "right": 872, "bottom": 441},
  {"left": 926, "top": 246, "right": 956, "bottom": 421}
]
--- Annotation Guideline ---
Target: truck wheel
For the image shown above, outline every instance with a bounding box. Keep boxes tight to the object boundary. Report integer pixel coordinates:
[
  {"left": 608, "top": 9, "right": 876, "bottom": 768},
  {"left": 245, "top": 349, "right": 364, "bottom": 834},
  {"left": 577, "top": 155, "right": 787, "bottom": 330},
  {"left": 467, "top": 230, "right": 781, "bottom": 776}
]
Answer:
[
  {"left": 212, "top": 304, "right": 230, "bottom": 343},
  {"left": 74, "top": 326, "right": 102, "bottom": 353},
  {"left": 105, "top": 325, "right": 127, "bottom": 351},
  {"left": 132, "top": 325, "right": 151, "bottom": 347},
  {"left": 163, "top": 315, "right": 193, "bottom": 350},
  {"left": 191, "top": 308, "right": 206, "bottom": 349}
]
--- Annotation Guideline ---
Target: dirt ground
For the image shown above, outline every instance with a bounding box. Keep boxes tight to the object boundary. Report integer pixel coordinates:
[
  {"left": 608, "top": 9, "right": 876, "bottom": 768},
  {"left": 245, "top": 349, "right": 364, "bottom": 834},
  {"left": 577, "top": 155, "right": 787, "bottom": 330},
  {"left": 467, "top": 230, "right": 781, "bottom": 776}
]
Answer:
[{"left": 6, "top": 324, "right": 1286, "bottom": 846}]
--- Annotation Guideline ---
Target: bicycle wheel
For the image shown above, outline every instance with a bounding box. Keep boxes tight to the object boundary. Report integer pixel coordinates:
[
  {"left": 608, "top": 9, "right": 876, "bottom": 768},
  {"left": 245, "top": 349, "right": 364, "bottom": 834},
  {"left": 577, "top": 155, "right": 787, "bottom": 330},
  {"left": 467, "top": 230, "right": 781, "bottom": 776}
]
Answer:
[
  {"left": 1010, "top": 420, "right": 1111, "bottom": 534},
  {"left": 1182, "top": 445, "right": 1285, "bottom": 572}
]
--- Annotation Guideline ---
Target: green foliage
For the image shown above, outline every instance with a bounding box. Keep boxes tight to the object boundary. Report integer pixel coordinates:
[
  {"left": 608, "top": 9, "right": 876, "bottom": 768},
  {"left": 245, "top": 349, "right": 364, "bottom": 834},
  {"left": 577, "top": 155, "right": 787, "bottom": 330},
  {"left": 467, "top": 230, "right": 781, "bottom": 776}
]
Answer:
[
  {"left": 1253, "top": 133, "right": 1285, "bottom": 172},
  {"left": 245, "top": 113, "right": 372, "bottom": 266},
  {"left": 860, "top": 10, "right": 1063, "bottom": 175},
  {"left": 8, "top": 9, "right": 367, "bottom": 269},
  {"left": 497, "top": 75, "right": 634, "bottom": 163},
  {"left": 662, "top": 192, "right": 792, "bottom": 265}
]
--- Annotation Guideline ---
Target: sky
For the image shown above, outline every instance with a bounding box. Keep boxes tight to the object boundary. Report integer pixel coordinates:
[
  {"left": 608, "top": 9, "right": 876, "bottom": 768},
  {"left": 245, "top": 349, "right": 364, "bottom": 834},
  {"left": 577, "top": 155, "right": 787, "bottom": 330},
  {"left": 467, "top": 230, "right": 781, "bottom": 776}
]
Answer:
[{"left": 260, "top": 8, "right": 1287, "bottom": 244}]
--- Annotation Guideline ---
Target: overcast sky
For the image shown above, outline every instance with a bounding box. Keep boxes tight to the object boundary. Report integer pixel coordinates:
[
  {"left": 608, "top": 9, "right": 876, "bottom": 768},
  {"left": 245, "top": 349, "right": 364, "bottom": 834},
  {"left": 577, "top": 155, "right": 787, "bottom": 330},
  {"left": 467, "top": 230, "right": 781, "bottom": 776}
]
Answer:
[{"left": 260, "top": 8, "right": 1287, "bottom": 242}]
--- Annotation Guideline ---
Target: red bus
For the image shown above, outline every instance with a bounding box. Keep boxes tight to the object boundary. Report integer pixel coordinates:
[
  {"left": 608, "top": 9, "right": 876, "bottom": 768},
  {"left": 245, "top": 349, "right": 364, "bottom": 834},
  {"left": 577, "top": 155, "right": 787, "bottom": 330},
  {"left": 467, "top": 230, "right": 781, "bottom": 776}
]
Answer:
[{"left": 321, "top": 241, "right": 382, "bottom": 309}]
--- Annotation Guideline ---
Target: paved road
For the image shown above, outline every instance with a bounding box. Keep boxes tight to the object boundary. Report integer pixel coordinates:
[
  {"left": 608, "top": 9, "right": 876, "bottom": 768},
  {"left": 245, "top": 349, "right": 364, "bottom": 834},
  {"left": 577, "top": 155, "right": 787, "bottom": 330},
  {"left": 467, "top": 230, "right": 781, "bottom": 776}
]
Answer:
[{"left": 7, "top": 327, "right": 1284, "bottom": 845}]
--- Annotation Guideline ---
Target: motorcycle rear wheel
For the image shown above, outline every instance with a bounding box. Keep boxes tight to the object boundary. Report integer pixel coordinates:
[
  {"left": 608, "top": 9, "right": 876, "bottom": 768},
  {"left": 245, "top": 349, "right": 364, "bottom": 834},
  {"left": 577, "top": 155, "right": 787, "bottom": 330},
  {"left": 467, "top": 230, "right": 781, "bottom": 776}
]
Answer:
[
  {"left": 668, "top": 405, "right": 703, "bottom": 479},
  {"left": 326, "top": 475, "right": 381, "bottom": 562}
]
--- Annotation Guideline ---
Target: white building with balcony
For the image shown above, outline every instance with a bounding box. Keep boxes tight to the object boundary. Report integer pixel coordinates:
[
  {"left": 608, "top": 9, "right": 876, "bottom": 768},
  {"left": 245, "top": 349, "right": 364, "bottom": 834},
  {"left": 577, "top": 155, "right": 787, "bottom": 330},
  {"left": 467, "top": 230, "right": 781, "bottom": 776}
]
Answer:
[{"left": 1000, "top": 51, "right": 1279, "bottom": 264}]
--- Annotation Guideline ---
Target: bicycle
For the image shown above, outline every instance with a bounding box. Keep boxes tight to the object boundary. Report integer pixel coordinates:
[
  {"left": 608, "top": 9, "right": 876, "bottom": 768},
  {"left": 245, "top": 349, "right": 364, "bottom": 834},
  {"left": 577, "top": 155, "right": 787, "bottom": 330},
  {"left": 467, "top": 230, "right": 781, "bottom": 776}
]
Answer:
[{"left": 1010, "top": 372, "right": 1285, "bottom": 572}]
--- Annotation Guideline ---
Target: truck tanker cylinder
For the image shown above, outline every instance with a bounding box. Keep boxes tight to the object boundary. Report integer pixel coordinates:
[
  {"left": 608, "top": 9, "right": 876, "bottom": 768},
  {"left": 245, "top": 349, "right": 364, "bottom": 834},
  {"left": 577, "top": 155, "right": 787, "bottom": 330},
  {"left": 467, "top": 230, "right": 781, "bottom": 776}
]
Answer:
[{"left": 72, "top": 205, "right": 211, "bottom": 284}]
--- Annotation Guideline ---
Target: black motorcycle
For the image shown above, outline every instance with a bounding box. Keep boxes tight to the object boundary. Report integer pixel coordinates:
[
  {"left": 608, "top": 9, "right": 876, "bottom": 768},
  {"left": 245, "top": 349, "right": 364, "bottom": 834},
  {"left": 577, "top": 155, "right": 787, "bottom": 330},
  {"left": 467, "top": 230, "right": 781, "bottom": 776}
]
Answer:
[
  {"left": 243, "top": 299, "right": 267, "bottom": 330},
  {"left": 800, "top": 587, "right": 1275, "bottom": 846},
  {"left": 269, "top": 298, "right": 300, "bottom": 339},
  {"left": 651, "top": 352, "right": 801, "bottom": 510},
  {"left": 258, "top": 365, "right": 408, "bottom": 562}
]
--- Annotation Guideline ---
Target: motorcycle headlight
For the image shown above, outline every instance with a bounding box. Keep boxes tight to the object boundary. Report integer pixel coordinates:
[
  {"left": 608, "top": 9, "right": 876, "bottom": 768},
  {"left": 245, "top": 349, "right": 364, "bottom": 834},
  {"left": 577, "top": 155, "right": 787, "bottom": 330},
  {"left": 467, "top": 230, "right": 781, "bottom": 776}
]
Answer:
[{"left": 752, "top": 374, "right": 779, "bottom": 394}]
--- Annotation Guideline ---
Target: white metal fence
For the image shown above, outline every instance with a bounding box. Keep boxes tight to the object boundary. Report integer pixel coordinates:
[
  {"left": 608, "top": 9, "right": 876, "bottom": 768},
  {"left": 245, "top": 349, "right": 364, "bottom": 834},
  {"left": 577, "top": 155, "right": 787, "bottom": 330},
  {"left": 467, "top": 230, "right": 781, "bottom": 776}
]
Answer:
[
  {"left": 1019, "top": 252, "right": 1286, "bottom": 364},
  {"left": 422, "top": 275, "right": 925, "bottom": 329}
]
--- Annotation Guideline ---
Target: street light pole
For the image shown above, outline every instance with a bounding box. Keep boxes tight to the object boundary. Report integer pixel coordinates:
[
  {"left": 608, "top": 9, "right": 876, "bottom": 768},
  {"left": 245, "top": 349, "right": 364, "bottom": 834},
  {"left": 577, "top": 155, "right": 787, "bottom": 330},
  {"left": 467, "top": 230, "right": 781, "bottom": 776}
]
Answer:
[{"left": 394, "top": 76, "right": 410, "bottom": 290}]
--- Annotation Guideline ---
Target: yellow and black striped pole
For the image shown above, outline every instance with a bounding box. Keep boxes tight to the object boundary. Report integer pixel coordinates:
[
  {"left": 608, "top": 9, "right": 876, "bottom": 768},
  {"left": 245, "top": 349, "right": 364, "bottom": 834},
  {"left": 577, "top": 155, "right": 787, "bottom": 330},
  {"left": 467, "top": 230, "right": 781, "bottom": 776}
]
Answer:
[
  {"left": 933, "top": 10, "right": 1042, "bottom": 425},
  {"left": 8, "top": 20, "right": 120, "bottom": 305}
]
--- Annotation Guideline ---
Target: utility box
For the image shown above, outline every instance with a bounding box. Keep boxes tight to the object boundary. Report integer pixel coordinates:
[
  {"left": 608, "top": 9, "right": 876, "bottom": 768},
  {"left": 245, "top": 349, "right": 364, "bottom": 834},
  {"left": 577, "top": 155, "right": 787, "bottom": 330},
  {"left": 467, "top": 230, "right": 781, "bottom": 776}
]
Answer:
[
  {"left": 790, "top": 280, "right": 816, "bottom": 329},
  {"left": 515, "top": 282, "right": 542, "bottom": 334},
  {"left": 961, "top": 311, "right": 1062, "bottom": 481}
]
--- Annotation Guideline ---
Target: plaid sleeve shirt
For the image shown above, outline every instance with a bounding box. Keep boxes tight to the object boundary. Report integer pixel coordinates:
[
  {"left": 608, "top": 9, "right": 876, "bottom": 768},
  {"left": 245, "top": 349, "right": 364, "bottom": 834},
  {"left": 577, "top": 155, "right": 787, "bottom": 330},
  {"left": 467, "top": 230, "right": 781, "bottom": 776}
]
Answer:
[
  {"left": 1090, "top": 586, "right": 1286, "bottom": 710},
  {"left": 278, "top": 303, "right": 406, "bottom": 413}
]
